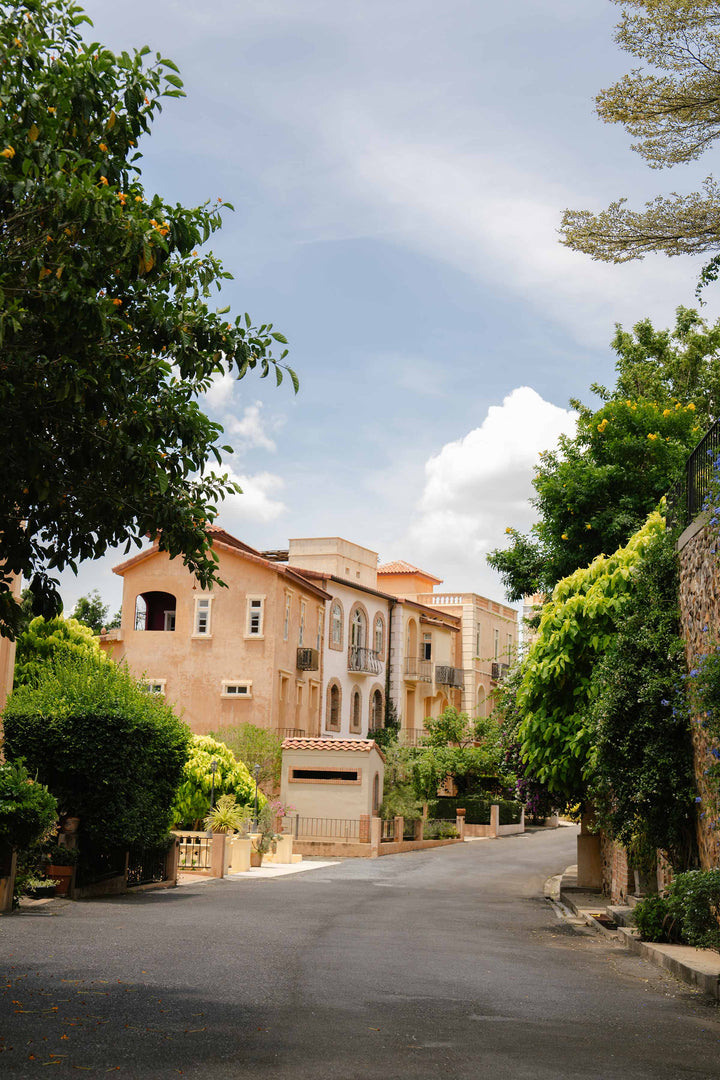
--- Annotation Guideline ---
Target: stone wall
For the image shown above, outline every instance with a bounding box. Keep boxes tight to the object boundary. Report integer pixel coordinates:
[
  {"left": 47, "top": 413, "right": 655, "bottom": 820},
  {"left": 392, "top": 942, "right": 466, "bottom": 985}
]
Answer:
[
  {"left": 677, "top": 516, "right": 720, "bottom": 869},
  {"left": 601, "top": 833, "right": 629, "bottom": 903}
]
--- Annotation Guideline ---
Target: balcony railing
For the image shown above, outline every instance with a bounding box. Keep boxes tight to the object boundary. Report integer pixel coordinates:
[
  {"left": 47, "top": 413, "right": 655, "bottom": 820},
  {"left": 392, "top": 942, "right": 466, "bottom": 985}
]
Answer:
[
  {"left": 435, "top": 665, "right": 464, "bottom": 689},
  {"left": 297, "top": 647, "right": 319, "bottom": 671},
  {"left": 398, "top": 728, "right": 429, "bottom": 747},
  {"left": 491, "top": 662, "right": 510, "bottom": 682},
  {"left": 404, "top": 656, "right": 432, "bottom": 682},
  {"left": 348, "top": 645, "right": 382, "bottom": 674}
]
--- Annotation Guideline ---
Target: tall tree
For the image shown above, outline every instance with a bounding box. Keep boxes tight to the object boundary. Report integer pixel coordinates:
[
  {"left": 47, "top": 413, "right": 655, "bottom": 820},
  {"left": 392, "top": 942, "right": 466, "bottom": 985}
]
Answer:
[
  {"left": 560, "top": 1, "right": 720, "bottom": 264},
  {"left": 0, "top": 0, "right": 295, "bottom": 640}
]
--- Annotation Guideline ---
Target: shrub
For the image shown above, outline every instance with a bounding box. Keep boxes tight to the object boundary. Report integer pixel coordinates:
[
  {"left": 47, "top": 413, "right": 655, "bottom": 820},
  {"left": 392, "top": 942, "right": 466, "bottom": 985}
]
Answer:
[
  {"left": 2, "top": 655, "right": 190, "bottom": 848},
  {"left": 424, "top": 820, "right": 459, "bottom": 840},
  {"left": 209, "top": 723, "right": 282, "bottom": 793},
  {"left": 173, "top": 735, "right": 262, "bottom": 829},
  {"left": 633, "top": 895, "right": 676, "bottom": 943},
  {"left": 668, "top": 870, "right": 720, "bottom": 951},
  {"left": 0, "top": 760, "right": 57, "bottom": 850}
]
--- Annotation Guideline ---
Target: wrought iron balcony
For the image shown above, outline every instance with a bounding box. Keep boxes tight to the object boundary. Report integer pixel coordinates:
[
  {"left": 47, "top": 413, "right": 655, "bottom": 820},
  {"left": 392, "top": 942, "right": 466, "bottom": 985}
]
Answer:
[
  {"left": 348, "top": 645, "right": 382, "bottom": 674},
  {"left": 435, "top": 664, "right": 464, "bottom": 689},
  {"left": 404, "top": 656, "right": 432, "bottom": 682},
  {"left": 491, "top": 662, "right": 510, "bottom": 682}
]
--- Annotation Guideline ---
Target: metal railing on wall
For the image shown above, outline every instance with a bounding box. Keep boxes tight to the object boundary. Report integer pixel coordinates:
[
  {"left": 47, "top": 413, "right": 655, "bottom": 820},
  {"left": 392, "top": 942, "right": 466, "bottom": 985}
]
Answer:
[{"left": 666, "top": 418, "right": 720, "bottom": 529}]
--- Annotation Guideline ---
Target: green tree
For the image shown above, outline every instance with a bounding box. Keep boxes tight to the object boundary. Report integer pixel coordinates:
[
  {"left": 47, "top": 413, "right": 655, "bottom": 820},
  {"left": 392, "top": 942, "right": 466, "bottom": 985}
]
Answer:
[
  {"left": 0, "top": 759, "right": 57, "bottom": 850},
  {"left": 588, "top": 526, "right": 696, "bottom": 869},
  {"left": 172, "top": 734, "right": 262, "bottom": 830},
  {"left": 14, "top": 614, "right": 105, "bottom": 686},
  {"left": 70, "top": 589, "right": 118, "bottom": 634},
  {"left": 2, "top": 653, "right": 190, "bottom": 848},
  {"left": 488, "top": 398, "right": 699, "bottom": 600},
  {"left": 560, "top": 2, "right": 720, "bottom": 264},
  {"left": 210, "top": 723, "right": 282, "bottom": 794},
  {"left": 517, "top": 512, "right": 664, "bottom": 802},
  {"left": 0, "top": 0, "right": 296, "bottom": 640}
]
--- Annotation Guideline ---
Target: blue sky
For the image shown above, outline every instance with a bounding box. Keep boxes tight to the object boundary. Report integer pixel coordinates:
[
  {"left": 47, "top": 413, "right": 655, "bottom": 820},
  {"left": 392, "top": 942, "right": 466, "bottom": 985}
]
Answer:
[{"left": 60, "top": 0, "right": 720, "bottom": 614}]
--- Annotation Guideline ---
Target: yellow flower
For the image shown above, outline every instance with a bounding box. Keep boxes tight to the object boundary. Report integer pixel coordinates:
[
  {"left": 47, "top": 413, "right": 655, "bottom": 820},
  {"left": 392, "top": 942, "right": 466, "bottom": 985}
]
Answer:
[
  {"left": 687, "top": 402, "right": 696, "bottom": 411},
  {"left": 111, "top": 298, "right": 122, "bottom": 306},
  {"left": 585, "top": 523, "right": 591, "bottom": 530},
  {"left": 99, "top": 175, "right": 108, "bottom": 185},
  {"left": 47, "top": 106, "right": 56, "bottom": 114},
  {"left": 99, "top": 142, "right": 107, "bottom": 152},
  {"left": 505, "top": 527, "right": 513, "bottom": 534},
  {"left": 663, "top": 408, "right": 671, "bottom": 417},
  {"left": 647, "top": 433, "right": 658, "bottom": 441},
  {"left": 561, "top": 533, "right": 568, "bottom": 540},
  {"left": 1, "top": 146, "right": 16, "bottom": 159}
]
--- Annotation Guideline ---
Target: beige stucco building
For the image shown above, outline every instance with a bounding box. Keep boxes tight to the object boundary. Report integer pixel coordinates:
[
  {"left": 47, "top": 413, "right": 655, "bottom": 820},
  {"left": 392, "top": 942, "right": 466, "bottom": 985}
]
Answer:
[
  {"left": 0, "top": 572, "right": 21, "bottom": 719},
  {"left": 377, "top": 561, "right": 518, "bottom": 719},
  {"left": 99, "top": 528, "right": 330, "bottom": 736}
]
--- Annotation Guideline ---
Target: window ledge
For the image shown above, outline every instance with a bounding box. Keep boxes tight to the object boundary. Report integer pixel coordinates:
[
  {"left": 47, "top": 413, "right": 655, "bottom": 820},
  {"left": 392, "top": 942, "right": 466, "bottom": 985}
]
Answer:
[
  {"left": 191, "top": 633, "right": 213, "bottom": 641},
  {"left": 243, "top": 633, "right": 265, "bottom": 641}
]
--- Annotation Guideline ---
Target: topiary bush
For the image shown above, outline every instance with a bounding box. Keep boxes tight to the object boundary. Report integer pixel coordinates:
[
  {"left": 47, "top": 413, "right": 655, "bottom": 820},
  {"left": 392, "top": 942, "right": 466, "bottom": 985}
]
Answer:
[
  {"left": 0, "top": 760, "right": 57, "bottom": 850},
  {"left": 2, "top": 654, "right": 190, "bottom": 848},
  {"left": 632, "top": 894, "right": 676, "bottom": 944}
]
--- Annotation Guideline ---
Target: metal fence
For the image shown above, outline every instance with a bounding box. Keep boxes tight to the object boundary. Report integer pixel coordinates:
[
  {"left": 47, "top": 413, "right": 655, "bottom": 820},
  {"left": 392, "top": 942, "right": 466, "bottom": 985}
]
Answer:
[
  {"left": 176, "top": 832, "right": 213, "bottom": 871},
  {"left": 380, "top": 819, "right": 395, "bottom": 842},
  {"left": 666, "top": 418, "right": 720, "bottom": 528},
  {"left": 127, "top": 843, "right": 170, "bottom": 888},
  {"left": 285, "top": 816, "right": 364, "bottom": 841}
]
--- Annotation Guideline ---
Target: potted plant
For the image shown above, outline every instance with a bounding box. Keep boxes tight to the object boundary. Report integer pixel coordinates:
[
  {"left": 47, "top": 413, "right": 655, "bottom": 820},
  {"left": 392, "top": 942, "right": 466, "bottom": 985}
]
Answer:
[
  {"left": 44, "top": 844, "right": 79, "bottom": 897},
  {"left": 249, "top": 805, "right": 276, "bottom": 867},
  {"left": 23, "top": 874, "right": 57, "bottom": 900}
]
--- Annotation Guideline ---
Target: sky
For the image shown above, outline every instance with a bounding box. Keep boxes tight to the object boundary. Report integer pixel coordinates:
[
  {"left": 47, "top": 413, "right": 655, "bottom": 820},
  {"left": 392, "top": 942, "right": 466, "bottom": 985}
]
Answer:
[{"left": 57, "top": 0, "right": 720, "bottom": 615}]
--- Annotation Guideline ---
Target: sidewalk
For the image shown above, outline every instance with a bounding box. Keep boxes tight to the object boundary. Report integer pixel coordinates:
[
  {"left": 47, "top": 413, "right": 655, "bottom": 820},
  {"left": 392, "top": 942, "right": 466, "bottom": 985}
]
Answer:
[{"left": 553, "top": 864, "right": 720, "bottom": 1001}]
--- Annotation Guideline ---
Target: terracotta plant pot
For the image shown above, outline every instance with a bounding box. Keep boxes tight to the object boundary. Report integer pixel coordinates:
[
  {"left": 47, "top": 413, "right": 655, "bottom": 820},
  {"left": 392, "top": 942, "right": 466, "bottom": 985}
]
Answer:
[
  {"left": 48, "top": 865, "right": 74, "bottom": 896},
  {"left": 250, "top": 851, "right": 263, "bottom": 868}
]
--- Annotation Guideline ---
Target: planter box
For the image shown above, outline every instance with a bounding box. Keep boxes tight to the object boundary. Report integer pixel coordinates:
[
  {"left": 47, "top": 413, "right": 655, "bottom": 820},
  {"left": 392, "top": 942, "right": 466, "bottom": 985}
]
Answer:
[
  {"left": 226, "top": 837, "right": 251, "bottom": 873},
  {"left": 48, "top": 864, "right": 75, "bottom": 897}
]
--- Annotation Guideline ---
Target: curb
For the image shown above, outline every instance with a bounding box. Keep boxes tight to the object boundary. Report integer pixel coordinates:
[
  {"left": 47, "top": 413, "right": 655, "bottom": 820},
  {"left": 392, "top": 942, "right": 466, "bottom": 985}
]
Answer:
[{"left": 556, "top": 866, "right": 720, "bottom": 1002}]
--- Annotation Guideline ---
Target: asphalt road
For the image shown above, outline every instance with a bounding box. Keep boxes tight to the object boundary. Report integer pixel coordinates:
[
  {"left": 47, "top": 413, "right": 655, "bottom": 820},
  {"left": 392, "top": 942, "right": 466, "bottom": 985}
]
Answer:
[{"left": 2, "top": 827, "right": 720, "bottom": 1079}]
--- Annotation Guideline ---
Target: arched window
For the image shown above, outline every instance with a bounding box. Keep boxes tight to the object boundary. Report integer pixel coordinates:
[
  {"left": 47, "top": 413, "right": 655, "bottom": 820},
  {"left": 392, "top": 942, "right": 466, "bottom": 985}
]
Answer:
[
  {"left": 372, "top": 773, "right": 380, "bottom": 815},
  {"left": 350, "top": 688, "right": 362, "bottom": 732},
  {"left": 135, "top": 591, "right": 176, "bottom": 631},
  {"left": 327, "top": 682, "right": 341, "bottom": 731},
  {"left": 371, "top": 688, "right": 384, "bottom": 729},
  {"left": 351, "top": 608, "right": 366, "bottom": 648},
  {"left": 374, "top": 614, "right": 384, "bottom": 658},
  {"left": 330, "top": 601, "right": 343, "bottom": 649},
  {"left": 406, "top": 618, "right": 418, "bottom": 658},
  {"left": 476, "top": 687, "right": 486, "bottom": 718}
]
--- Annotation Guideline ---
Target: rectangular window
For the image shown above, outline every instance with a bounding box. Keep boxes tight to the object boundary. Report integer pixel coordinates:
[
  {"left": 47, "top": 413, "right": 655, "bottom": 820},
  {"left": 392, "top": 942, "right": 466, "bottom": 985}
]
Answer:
[
  {"left": 221, "top": 681, "right": 252, "bottom": 698},
  {"left": 194, "top": 597, "right": 212, "bottom": 636},
  {"left": 290, "top": 767, "right": 360, "bottom": 784},
  {"left": 296, "top": 683, "right": 304, "bottom": 707},
  {"left": 506, "top": 632, "right": 513, "bottom": 659},
  {"left": 144, "top": 679, "right": 166, "bottom": 695},
  {"left": 299, "top": 601, "right": 306, "bottom": 647},
  {"left": 246, "top": 596, "right": 264, "bottom": 637},
  {"left": 163, "top": 610, "right": 176, "bottom": 631},
  {"left": 284, "top": 593, "right": 291, "bottom": 641},
  {"left": 476, "top": 630, "right": 481, "bottom": 657},
  {"left": 422, "top": 632, "right": 432, "bottom": 661},
  {"left": 316, "top": 607, "right": 323, "bottom": 652},
  {"left": 494, "top": 629, "right": 499, "bottom": 660}
]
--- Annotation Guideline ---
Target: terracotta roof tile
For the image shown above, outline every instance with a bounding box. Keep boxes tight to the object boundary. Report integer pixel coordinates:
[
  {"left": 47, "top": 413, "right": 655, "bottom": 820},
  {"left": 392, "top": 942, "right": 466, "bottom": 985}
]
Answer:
[
  {"left": 281, "top": 737, "right": 384, "bottom": 758},
  {"left": 377, "top": 560, "right": 442, "bottom": 582}
]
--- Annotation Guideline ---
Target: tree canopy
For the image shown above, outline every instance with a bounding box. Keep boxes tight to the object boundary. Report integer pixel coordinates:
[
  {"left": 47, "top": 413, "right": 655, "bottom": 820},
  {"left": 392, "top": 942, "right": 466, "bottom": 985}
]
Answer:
[
  {"left": 561, "top": 1, "right": 720, "bottom": 264},
  {"left": 172, "top": 734, "right": 263, "bottom": 830},
  {"left": 13, "top": 614, "right": 105, "bottom": 686},
  {"left": 0, "top": 0, "right": 295, "bottom": 640},
  {"left": 71, "top": 589, "right": 120, "bottom": 634}
]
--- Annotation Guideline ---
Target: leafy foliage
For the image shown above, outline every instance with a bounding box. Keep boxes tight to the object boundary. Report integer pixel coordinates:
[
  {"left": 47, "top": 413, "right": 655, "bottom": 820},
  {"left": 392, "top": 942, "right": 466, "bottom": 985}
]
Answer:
[
  {"left": 172, "top": 734, "right": 262, "bottom": 830},
  {"left": 517, "top": 512, "right": 664, "bottom": 801},
  {"left": 14, "top": 614, "right": 104, "bottom": 686},
  {"left": 0, "top": 0, "right": 296, "bottom": 639},
  {"left": 2, "top": 653, "right": 190, "bottom": 847},
  {"left": 495, "top": 664, "right": 556, "bottom": 820},
  {"left": 0, "top": 759, "right": 57, "bottom": 849},
  {"left": 588, "top": 526, "right": 696, "bottom": 869},
  {"left": 632, "top": 894, "right": 676, "bottom": 944},
  {"left": 209, "top": 723, "right": 282, "bottom": 793},
  {"left": 488, "top": 399, "right": 699, "bottom": 600},
  {"left": 71, "top": 589, "right": 120, "bottom": 633},
  {"left": 668, "top": 869, "right": 720, "bottom": 952},
  {"left": 203, "top": 794, "right": 251, "bottom": 835},
  {"left": 379, "top": 745, "right": 424, "bottom": 821},
  {"left": 560, "top": 3, "right": 720, "bottom": 265}
]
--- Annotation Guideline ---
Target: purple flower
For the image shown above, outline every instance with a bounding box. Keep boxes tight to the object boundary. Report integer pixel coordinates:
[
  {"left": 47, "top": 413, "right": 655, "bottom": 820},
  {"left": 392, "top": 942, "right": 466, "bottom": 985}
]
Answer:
[{"left": 695, "top": 796, "right": 703, "bottom": 803}]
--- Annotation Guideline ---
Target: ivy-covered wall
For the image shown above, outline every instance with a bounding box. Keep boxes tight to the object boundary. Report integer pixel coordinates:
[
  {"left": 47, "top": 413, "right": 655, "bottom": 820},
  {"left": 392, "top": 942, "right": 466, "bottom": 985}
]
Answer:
[{"left": 677, "top": 517, "right": 720, "bottom": 869}]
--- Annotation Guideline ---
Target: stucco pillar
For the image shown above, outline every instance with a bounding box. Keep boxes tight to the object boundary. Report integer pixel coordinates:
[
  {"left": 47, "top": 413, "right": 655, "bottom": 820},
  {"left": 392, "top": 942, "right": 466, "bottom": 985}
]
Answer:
[
  {"left": 577, "top": 813, "right": 602, "bottom": 889},
  {"left": 359, "top": 814, "right": 370, "bottom": 843},
  {"left": 210, "top": 832, "right": 226, "bottom": 878},
  {"left": 455, "top": 809, "right": 466, "bottom": 840},
  {"left": 413, "top": 818, "right": 424, "bottom": 841},
  {"left": 370, "top": 816, "right": 381, "bottom": 857},
  {"left": 393, "top": 816, "right": 403, "bottom": 843},
  {"left": 490, "top": 804, "right": 500, "bottom": 838}
]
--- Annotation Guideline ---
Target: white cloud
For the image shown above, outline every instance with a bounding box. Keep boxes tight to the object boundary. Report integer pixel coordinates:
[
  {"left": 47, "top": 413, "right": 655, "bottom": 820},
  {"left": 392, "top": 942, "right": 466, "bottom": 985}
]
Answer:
[
  {"left": 220, "top": 470, "right": 287, "bottom": 525},
  {"left": 401, "top": 387, "right": 577, "bottom": 594},
  {"left": 227, "top": 402, "right": 279, "bottom": 452},
  {"left": 203, "top": 369, "right": 236, "bottom": 410}
]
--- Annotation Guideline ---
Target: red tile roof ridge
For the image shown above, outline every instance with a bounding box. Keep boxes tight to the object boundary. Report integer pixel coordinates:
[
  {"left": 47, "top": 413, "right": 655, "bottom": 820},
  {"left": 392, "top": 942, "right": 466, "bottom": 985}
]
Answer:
[
  {"left": 377, "top": 559, "right": 442, "bottom": 583},
  {"left": 281, "top": 737, "right": 385, "bottom": 759}
]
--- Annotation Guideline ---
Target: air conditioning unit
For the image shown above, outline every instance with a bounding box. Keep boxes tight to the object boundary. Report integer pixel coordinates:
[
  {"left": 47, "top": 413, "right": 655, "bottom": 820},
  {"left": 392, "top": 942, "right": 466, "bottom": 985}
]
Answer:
[{"left": 296, "top": 647, "right": 319, "bottom": 671}]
